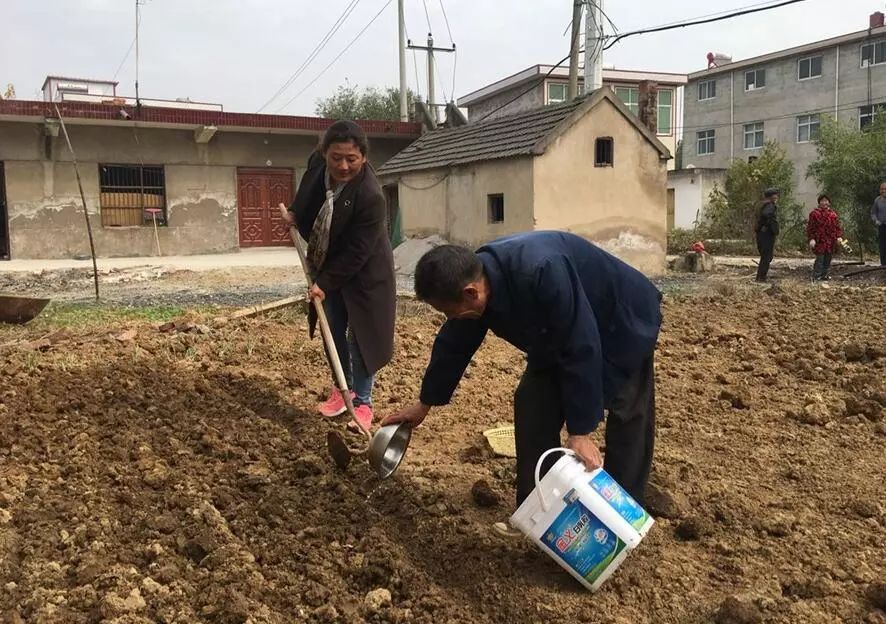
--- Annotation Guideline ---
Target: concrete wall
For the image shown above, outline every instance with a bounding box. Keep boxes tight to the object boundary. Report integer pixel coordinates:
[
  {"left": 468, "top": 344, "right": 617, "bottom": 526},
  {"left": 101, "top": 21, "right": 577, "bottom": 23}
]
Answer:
[
  {"left": 533, "top": 99, "right": 668, "bottom": 275},
  {"left": 667, "top": 169, "right": 726, "bottom": 229},
  {"left": 390, "top": 158, "right": 534, "bottom": 247},
  {"left": 683, "top": 39, "right": 886, "bottom": 209},
  {"left": 0, "top": 120, "right": 412, "bottom": 258}
]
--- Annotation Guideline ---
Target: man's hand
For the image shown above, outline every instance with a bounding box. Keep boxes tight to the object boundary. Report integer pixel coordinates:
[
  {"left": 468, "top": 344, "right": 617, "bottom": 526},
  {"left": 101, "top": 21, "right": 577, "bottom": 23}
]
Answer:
[
  {"left": 381, "top": 402, "right": 431, "bottom": 428},
  {"left": 279, "top": 203, "right": 295, "bottom": 226},
  {"left": 566, "top": 434, "right": 603, "bottom": 471},
  {"left": 808, "top": 239, "right": 816, "bottom": 249},
  {"left": 308, "top": 283, "right": 326, "bottom": 302}
]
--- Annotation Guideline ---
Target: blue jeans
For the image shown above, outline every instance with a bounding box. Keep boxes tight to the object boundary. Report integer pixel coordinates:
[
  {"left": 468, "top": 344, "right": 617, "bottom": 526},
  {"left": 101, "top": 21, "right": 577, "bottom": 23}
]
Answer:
[{"left": 323, "top": 292, "right": 373, "bottom": 407}]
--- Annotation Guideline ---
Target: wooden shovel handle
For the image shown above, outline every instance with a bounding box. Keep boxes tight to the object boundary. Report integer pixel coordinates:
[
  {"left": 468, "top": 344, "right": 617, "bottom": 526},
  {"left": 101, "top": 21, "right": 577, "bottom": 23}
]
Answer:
[{"left": 288, "top": 225, "right": 370, "bottom": 437}]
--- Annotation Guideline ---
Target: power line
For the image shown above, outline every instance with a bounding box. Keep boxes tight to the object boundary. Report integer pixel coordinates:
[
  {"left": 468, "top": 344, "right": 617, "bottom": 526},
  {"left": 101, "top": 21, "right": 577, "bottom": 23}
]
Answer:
[
  {"left": 112, "top": 36, "right": 137, "bottom": 82},
  {"left": 475, "top": 50, "right": 576, "bottom": 122},
  {"left": 628, "top": 0, "right": 794, "bottom": 34},
  {"left": 275, "top": 0, "right": 394, "bottom": 113},
  {"left": 257, "top": 0, "right": 363, "bottom": 112},
  {"left": 603, "top": 0, "right": 811, "bottom": 50},
  {"left": 676, "top": 95, "right": 883, "bottom": 135},
  {"left": 586, "top": 0, "right": 618, "bottom": 34},
  {"left": 438, "top": 0, "right": 454, "bottom": 44},
  {"left": 421, "top": 0, "right": 433, "bottom": 33}
]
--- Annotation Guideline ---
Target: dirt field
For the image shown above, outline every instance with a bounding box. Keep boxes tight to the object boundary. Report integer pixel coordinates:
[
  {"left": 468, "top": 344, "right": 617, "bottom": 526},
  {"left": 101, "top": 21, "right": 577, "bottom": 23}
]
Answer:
[{"left": 1, "top": 283, "right": 885, "bottom": 624}]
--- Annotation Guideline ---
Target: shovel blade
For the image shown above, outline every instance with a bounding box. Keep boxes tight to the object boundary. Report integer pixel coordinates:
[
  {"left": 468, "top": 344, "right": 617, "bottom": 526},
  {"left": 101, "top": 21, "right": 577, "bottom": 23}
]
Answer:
[{"left": 326, "top": 431, "right": 352, "bottom": 470}]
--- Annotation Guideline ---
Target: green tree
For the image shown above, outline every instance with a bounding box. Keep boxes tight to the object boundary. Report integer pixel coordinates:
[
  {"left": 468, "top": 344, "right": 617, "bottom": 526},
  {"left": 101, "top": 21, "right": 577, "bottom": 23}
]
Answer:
[
  {"left": 315, "top": 84, "right": 416, "bottom": 121},
  {"left": 703, "top": 141, "right": 804, "bottom": 246},
  {"left": 807, "top": 115, "right": 884, "bottom": 253}
]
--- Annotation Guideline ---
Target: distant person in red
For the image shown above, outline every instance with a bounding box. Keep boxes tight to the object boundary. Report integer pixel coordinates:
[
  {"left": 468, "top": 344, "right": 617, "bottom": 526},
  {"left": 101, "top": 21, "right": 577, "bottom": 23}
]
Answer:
[{"left": 806, "top": 194, "right": 843, "bottom": 281}]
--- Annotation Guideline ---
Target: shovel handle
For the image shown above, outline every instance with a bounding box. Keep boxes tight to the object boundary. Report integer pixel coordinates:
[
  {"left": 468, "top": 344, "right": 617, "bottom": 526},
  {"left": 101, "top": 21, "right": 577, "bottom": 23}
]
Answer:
[{"left": 288, "top": 225, "right": 370, "bottom": 438}]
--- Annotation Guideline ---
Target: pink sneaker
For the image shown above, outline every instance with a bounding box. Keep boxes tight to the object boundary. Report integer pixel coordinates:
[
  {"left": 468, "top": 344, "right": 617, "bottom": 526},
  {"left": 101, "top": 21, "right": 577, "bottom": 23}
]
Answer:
[
  {"left": 317, "top": 387, "right": 355, "bottom": 418},
  {"left": 347, "top": 404, "right": 373, "bottom": 434}
]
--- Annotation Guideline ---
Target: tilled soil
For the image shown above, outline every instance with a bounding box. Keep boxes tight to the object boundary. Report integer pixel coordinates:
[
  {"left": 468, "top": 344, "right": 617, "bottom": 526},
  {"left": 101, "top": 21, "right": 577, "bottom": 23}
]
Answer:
[{"left": 1, "top": 285, "right": 885, "bottom": 624}]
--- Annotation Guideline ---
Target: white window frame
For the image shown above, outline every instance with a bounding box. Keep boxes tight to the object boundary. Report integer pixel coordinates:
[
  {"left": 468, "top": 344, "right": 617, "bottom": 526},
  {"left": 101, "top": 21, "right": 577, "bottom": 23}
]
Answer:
[
  {"left": 657, "top": 88, "right": 674, "bottom": 136},
  {"left": 797, "top": 114, "right": 820, "bottom": 143},
  {"left": 745, "top": 69, "right": 766, "bottom": 91},
  {"left": 696, "top": 129, "right": 715, "bottom": 156},
  {"left": 546, "top": 82, "right": 569, "bottom": 105},
  {"left": 743, "top": 122, "right": 764, "bottom": 150},
  {"left": 859, "top": 103, "right": 886, "bottom": 129},
  {"left": 697, "top": 80, "right": 717, "bottom": 101},
  {"left": 614, "top": 86, "right": 639, "bottom": 114},
  {"left": 798, "top": 55, "right": 823, "bottom": 80},
  {"left": 861, "top": 40, "right": 886, "bottom": 67}
]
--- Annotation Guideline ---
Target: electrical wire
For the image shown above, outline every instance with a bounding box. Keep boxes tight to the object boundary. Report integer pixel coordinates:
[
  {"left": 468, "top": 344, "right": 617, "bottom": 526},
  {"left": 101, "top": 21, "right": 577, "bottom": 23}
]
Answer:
[
  {"left": 405, "top": 23, "right": 423, "bottom": 98},
  {"left": 112, "top": 36, "right": 137, "bottom": 81},
  {"left": 586, "top": 0, "right": 618, "bottom": 34},
  {"left": 438, "top": 0, "right": 455, "bottom": 43},
  {"left": 275, "top": 0, "right": 394, "bottom": 113},
  {"left": 438, "top": 0, "right": 457, "bottom": 96},
  {"left": 257, "top": 0, "right": 363, "bottom": 112},
  {"left": 421, "top": 0, "right": 433, "bottom": 34},
  {"left": 603, "top": 0, "right": 811, "bottom": 50}
]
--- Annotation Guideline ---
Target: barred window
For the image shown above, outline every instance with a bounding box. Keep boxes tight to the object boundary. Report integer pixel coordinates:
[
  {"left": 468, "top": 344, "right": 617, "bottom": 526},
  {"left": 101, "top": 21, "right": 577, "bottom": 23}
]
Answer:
[{"left": 99, "top": 164, "right": 166, "bottom": 227}]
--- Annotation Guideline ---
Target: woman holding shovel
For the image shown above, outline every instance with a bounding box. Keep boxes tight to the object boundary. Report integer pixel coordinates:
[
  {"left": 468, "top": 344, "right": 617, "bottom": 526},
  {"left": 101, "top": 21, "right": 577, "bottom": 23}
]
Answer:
[{"left": 279, "top": 120, "right": 396, "bottom": 432}]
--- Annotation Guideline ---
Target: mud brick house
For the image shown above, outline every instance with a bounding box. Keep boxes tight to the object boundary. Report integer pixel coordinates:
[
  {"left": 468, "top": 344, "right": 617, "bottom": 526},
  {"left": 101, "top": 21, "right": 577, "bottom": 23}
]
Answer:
[
  {"left": 378, "top": 88, "right": 672, "bottom": 274},
  {"left": 0, "top": 79, "right": 420, "bottom": 260}
]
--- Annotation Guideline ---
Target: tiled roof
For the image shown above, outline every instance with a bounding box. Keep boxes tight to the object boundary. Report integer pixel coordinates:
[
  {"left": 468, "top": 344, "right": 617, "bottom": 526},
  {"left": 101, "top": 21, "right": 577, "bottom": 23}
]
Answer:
[
  {"left": 379, "top": 89, "right": 669, "bottom": 175},
  {"left": 379, "top": 97, "right": 588, "bottom": 175},
  {"left": 0, "top": 99, "right": 422, "bottom": 137}
]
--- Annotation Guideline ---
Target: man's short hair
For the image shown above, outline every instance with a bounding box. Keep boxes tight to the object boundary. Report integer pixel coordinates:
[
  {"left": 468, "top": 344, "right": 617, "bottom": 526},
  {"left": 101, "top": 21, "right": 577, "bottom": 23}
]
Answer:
[
  {"left": 414, "top": 245, "right": 483, "bottom": 303},
  {"left": 764, "top": 187, "right": 779, "bottom": 198}
]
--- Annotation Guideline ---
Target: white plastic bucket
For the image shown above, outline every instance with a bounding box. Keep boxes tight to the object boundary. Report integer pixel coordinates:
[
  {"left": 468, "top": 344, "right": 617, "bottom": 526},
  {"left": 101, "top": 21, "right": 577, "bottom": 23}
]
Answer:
[{"left": 509, "top": 448, "right": 654, "bottom": 592}]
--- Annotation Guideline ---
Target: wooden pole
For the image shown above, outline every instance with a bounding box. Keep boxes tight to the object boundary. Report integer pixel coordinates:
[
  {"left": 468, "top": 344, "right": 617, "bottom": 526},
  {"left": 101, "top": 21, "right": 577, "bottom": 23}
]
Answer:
[{"left": 53, "top": 103, "right": 100, "bottom": 302}]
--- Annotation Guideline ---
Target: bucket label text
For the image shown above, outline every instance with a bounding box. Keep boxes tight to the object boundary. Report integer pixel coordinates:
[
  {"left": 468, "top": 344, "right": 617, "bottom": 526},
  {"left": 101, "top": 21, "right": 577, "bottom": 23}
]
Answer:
[
  {"left": 542, "top": 500, "right": 626, "bottom": 584},
  {"left": 589, "top": 471, "right": 651, "bottom": 530}
]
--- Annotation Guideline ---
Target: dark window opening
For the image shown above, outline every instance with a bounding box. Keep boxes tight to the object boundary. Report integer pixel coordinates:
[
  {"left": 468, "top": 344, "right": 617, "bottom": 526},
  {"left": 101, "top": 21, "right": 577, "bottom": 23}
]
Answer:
[
  {"left": 595, "top": 137, "right": 614, "bottom": 167},
  {"left": 487, "top": 194, "right": 504, "bottom": 224},
  {"left": 99, "top": 164, "right": 167, "bottom": 227}
]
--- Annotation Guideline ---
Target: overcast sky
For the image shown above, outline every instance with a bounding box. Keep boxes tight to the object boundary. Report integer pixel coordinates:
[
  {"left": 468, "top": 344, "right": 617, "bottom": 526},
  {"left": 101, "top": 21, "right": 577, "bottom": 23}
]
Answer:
[{"left": 0, "top": 0, "right": 878, "bottom": 115}]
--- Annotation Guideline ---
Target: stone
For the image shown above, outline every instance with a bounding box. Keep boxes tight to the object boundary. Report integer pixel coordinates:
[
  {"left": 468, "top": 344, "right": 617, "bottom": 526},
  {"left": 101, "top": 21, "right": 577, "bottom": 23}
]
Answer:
[
  {"left": 844, "top": 343, "right": 867, "bottom": 362},
  {"left": 719, "top": 389, "right": 751, "bottom": 410},
  {"left": 798, "top": 402, "right": 831, "bottom": 426},
  {"left": 644, "top": 482, "right": 687, "bottom": 520},
  {"left": 364, "top": 588, "right": 392, "bottom": 612},
  {"left": 715, "top": 596, "right": 763, "bottom": 624},
  {"left": 470, "top": 480, "right": 501, "bottom": 508}
]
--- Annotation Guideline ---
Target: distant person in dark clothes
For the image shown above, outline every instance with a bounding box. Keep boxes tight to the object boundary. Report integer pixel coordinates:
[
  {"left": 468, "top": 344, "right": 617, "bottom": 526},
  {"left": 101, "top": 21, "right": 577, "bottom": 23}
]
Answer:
[
  {"left": 806, "top": 194, "right": 843, "bottom": 281},
  {"left": 381, "top": 232, "right": 662, "bottom": 537},
  {"left": 755, "top": 188, "right": 779, "bottom": 282},
  {"left": 872, "top": 182, "right": 886, "bottom": 266},
  {"left": 279, "top": 121, "right": 395, "bottom": 432}
]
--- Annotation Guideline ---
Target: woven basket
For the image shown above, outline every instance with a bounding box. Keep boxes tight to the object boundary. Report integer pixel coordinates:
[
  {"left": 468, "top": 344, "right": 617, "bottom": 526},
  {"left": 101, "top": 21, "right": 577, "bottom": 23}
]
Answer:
[{"left": 483, "top": 426, "right": 516, "bottom": 458}]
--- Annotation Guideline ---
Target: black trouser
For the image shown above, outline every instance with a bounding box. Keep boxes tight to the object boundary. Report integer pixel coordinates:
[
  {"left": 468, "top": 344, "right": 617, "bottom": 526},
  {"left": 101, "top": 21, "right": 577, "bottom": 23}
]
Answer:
[
  {"left": 513, "top": 356, "right": 656, "bottom": 508},
  {"left": 756, "top": 230, "right": 775, "bottom": 281},
  {"left": 813, "top": 253, "right": 833, "bottom": 280},
  {"left": 879, "top": 224, "right": 886, "bottom": 267}
]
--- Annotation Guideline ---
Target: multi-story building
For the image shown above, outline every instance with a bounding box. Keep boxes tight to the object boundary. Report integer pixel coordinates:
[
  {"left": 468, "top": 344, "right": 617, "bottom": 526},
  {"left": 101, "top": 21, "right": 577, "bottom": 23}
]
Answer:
[
  {"left": 682, "top": 11, "right": 886, "bottom": 209},
  {"left": 458, "top": 65, "right": 687, "bottom": 170}
]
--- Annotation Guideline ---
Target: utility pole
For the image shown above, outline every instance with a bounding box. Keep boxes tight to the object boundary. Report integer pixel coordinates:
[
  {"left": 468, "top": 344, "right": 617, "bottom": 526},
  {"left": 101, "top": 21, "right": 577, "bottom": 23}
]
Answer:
[
  {"left": 408, "top": 34, "right": 455, "bottom": 125},
  {"left": 398, "top": 0, "right": 408, "bottom": 121},
  {"left": 584, "top": 0, "right": 603, "bottom": 91},
  {"left": 135, "top": 0, "right": 144, "bottom": 109},
  {"left": 568, "top": 1, "right": 583, "bottom": 99}
]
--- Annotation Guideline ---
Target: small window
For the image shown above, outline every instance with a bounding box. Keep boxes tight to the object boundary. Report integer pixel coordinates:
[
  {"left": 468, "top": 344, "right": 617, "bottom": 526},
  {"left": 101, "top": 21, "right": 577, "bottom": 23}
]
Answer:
[
  {"left": 698, "top": 80, "right": 717, "bottom": 101},
  {"left": 696, "top": 129, "right": 715, "bottom": 155},
  {"left": 798, "top": 55, "right": 823, "bottom": 80},
  {"left": 743, "top": 122, "right": 764, "bottom": 150},
  {"left": 861, "top": 41, "right": 886, "bottom": 66},
  {"left": 614, "top": 86, "right": 639, "bottom": 114},
  {"left": 487, "top": 194, "right": 504, "bottom": 224},
  {"left": 797, "top": 114, "right": 821, "bottom": 142},
  {"left": 99, "top": 164, "right": 167, "bottom": 227},
  {"left": 595, "top": 137, "right": 614, "bottom": 166},
  {"left": 859, "top": 103, "right": 886, "bottom": 129},
  {"left": 745, "top": 69, "right": 766, "bottom": 91},
  {"left": 547, "top": 82, "right": 569, "bottom": 105}
]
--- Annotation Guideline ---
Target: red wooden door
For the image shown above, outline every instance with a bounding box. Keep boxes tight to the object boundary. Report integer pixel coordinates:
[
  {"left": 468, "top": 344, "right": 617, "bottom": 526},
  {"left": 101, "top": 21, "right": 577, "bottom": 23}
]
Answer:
[{"left": 237, "top": 168, "right": 294, "bottom": 247}]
